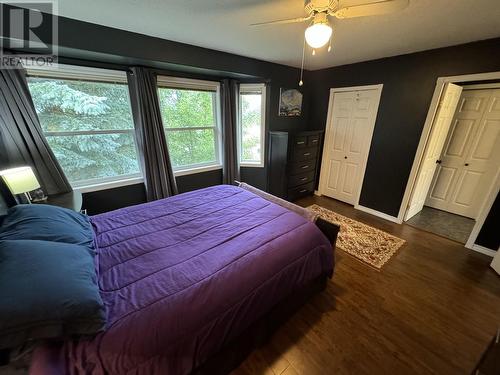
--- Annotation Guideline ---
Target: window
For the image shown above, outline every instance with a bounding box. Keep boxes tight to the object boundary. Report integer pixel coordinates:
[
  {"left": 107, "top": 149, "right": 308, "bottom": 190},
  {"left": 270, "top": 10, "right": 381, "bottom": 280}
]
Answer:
[
  {"left": 157, "top": 76, "right": 222, "bottom": 174},
  {"left": 239, "top": 84, "right": 266, "bottom": 167},
  {"left": 26, "top": 64, "right": 141, "bottom": 191}
]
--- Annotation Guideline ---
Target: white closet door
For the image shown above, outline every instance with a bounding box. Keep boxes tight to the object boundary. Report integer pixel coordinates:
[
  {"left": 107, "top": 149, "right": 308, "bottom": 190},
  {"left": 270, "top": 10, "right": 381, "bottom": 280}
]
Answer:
[
  {"left": 427, "top": 89, "right": 500, "bottom": 218},
  {"left": 319, "top": 89, "right": 380, "bottom": 205},
  {"left": 405, "top": 83, "right": 463, "bottom": 220}
]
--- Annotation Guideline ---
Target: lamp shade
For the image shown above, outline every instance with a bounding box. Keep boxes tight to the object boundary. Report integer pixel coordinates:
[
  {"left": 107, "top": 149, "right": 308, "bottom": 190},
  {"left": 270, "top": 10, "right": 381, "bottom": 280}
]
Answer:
[
  {"left": 305, "top": 23, "right": 333, "bottom": 49},
  {"left": 0, "top": 167, "right": 40, "bottom": 194}
]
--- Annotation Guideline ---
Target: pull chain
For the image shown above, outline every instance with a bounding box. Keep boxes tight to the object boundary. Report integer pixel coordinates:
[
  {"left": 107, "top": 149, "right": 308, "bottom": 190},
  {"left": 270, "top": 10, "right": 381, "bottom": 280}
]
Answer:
[{"left": 299, "top": 34, "right": 306, "bottom": 87}]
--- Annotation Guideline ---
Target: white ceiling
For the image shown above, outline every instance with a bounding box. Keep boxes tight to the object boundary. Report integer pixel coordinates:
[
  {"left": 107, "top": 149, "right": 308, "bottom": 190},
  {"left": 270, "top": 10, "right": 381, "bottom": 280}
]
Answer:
[{"left": 53, "top": 0, "right": 500, "bottom": 70}]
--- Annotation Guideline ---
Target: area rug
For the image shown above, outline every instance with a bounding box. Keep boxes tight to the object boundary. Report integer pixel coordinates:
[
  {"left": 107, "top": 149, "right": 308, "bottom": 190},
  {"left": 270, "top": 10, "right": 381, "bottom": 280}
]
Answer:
[{"left": 307, "top": 204, "right": 406, "bottom": 269}]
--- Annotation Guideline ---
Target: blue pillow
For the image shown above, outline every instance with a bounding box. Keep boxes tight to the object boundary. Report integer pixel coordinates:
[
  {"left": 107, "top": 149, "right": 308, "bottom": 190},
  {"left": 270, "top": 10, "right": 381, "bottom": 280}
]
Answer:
[
  {"left": 0, "top": 204, "right": 94, "bottom": 251},
  {"left": 0, "top": 239, "right": 106, "bottom": 350}
]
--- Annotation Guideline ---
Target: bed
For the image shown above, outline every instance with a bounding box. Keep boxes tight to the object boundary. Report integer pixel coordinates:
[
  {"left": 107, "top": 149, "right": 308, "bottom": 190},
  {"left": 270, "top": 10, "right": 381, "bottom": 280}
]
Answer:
[{"left": 2, "top": 184, "right": 337, "bottom": 375}]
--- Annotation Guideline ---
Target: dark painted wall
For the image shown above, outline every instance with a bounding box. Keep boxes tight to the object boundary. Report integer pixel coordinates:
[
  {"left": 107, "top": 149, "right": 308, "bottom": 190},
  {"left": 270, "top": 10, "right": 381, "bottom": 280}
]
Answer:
[
  {"left": 476, "top": 193, "right": 499, "bottom": 252},
  {"left": 82, "top": 167, "right": 270, "bottom": 214},
  {"left": 176, "top": 170, "right": 223, "bottom": 194},
  {"left": 83, "top": 183, "right": 147, "bottom": 215},
  {"left": 308, "top": 38, "right": 500, "bottom": 217},
  {"left": 82, "top": 170, "right": 223, "bottom": 215}
]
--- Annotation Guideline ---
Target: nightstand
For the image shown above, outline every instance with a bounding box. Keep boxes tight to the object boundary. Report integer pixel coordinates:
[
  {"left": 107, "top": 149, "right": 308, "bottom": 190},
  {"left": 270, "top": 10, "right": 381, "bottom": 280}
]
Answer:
[{"left": 41, "top": 191, "right": 83, "bottom": 212}]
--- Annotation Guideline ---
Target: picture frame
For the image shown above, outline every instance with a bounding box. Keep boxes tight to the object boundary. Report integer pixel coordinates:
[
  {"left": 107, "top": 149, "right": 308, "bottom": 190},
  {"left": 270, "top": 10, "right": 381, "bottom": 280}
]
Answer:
[{"left": 279, "top": 88, "right": 303, "bottom": 117}]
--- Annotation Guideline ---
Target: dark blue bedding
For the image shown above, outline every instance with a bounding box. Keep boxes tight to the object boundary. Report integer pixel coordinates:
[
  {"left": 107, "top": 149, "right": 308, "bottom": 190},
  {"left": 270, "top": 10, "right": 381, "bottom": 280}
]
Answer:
[
  {"left": 0, "top": 240, "right": 105, "bottom": 350},
  {"left": 0, "top": 204, "right": 94, "bottom": 250},
  {"left": 0, "top": 204, "right": 104, "bottom": 351}
]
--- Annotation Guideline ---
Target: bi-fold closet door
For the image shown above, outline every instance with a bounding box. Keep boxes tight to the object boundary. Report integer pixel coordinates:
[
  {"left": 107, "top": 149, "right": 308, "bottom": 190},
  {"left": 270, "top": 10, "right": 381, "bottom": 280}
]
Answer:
[{"left": 319, "top": 88, "right": 381, "bottom": 205}]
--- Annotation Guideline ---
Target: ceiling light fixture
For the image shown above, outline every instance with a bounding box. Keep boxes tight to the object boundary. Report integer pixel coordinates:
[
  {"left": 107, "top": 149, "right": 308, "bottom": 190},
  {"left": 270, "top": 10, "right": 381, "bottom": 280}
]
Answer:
[
  {"left": 305, "top": 13, "right": 332, "bottom": 49},
  {"left": 250, "top": 0, "right": 411, "bottom": 87},
  {"left": 298, "top": 12, "right": 333, "bottom": 86}
]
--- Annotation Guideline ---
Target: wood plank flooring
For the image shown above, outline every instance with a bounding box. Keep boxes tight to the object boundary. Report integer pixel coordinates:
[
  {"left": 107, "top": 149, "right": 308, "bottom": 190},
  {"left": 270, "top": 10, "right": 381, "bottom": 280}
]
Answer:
[{"left": 232, "top": 195, "right": 500, "bottom": 375}]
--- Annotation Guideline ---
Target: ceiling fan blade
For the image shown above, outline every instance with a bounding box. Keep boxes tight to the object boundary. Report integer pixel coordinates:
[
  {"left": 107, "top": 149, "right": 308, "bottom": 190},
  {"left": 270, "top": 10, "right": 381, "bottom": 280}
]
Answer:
[
  {"left": 334, "top": 0, "right": 409, "bottom": 19},
  {"left": 250, "top": 15, "right": 312, "bottom": 27}
]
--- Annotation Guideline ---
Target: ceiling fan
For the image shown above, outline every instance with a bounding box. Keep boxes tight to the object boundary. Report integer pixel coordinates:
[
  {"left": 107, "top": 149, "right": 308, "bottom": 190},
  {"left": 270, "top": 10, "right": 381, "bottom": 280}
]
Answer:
[{"left": 251, "top": 0, "right": 410, "bottom": 84}]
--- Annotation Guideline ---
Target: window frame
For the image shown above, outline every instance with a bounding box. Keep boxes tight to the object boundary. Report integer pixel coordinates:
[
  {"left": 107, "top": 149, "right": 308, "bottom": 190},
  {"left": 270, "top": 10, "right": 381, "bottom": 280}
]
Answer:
[
  {"left": 25, "top": 63, "right": 143, "bottom": 192},
  {"left": 156, "top": 76, "right": 223, "bottom": 175},
  {"left": 238, "top": 83, "right": 267, "bottom": 168}
]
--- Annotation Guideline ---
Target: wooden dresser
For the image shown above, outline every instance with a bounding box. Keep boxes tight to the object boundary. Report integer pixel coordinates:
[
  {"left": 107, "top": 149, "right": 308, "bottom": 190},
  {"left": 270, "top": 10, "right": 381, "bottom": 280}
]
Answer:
[{"left": 267, "top": 130, "right": 323, "bottom": 201}]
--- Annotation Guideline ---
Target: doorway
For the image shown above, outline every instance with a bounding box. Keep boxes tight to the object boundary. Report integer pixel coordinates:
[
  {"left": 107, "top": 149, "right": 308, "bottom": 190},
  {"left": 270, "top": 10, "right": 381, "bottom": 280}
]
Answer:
[
  {"left": 318, "top": 84, "right": 383, "bottom": 206},
  {"left": 404, "top": 81, "right": 500, "bottom": 245}
]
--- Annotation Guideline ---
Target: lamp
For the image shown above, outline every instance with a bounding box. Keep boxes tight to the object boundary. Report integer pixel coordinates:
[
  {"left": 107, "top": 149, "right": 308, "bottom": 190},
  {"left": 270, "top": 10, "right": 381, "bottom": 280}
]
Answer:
[
  {"left": 305, "top": 13, "right": 332, "bottom": 49},
  {"left": 0, "top": 167, "right": 41, "bottom": 204}
]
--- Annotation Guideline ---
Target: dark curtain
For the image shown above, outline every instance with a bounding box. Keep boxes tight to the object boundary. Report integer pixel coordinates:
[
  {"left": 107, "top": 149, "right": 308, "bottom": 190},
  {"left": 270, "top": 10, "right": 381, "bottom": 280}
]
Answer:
[
  {"left": 221, "top": 79, "right": 240, "bottom": 184},
  {"left": 0, "top": 68, "right": 72, "bottom": 195},
  {"left": 127, "top": 67, "right": 178, "bottom": 201}
]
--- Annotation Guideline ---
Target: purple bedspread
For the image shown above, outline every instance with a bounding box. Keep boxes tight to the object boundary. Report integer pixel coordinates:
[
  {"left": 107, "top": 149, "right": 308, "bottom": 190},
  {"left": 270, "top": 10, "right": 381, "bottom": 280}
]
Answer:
[{"left": 31, "top": 185, "right": 333, "bottom": 375}]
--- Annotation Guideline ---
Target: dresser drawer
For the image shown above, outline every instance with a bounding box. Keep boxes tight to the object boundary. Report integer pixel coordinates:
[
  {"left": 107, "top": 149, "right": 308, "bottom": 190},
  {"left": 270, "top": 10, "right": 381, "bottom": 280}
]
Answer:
[
  {"left": 288, "top": 182, "right": 314, "bottom": 201},
  {"left": 292, "top": 147, "right": 317, "bottom": 162},
  {"left": 308, "top": 134, "right": 320, "bottom": 147},
  {"left": 288, "top": 171, "right": 315, "bottom": 188},
  {"left": 294, "top": 135, "right": 308, "bottom": 148},
  {"left": 289, "top": 161, "right": 316, "bottom": 175}
]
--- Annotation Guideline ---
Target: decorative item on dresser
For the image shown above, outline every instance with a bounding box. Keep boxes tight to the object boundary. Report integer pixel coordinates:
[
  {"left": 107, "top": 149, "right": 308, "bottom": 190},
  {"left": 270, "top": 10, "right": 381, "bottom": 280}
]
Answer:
[{"left": 268, "top": 130, "right": 323, "bottom": 201}]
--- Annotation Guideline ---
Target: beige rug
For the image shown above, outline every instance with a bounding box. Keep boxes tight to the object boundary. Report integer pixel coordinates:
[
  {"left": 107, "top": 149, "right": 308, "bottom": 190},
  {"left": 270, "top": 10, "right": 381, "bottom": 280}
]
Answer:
[{"left": 307, "top": 204, "right": 406, "bottom": 269}]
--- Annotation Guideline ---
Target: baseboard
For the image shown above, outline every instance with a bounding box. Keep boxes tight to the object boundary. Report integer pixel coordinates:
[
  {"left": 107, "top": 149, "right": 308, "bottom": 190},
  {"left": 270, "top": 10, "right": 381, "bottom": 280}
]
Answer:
[
  {"left": 466, "top": 244, "right": 497, "bottom": 258},
  {"left": 314, "top": 190, "right": 322, "bottom": 196},
  {"left": 354, "top": 205, "right": 402, "bottom": 224}
]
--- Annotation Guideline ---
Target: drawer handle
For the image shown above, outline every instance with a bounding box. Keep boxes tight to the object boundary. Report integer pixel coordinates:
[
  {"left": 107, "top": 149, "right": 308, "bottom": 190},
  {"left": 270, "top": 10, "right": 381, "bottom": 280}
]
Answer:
[
  {"left": 297, "top": 141, "right": 305, "bottom": 145},
  {"left": 300, "top": 177, "right": 308, "bottom": 181},
  {"left": 299, "top": 189, "right": 308, "bottom": 193},
  {"left": 301, "top": 165, "right": 310, "bottom": 169},
  {"left": 303, "top": 152, "right": 311, "bottom": 156},
  {"left": 312, "top": 139, "right": 318, "bottom": 143}
]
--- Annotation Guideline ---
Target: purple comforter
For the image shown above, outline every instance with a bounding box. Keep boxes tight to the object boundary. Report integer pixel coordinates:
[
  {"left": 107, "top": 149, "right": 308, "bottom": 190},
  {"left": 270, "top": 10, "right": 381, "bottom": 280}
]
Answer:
[{"left": 31, "top": 185, "right": 333, "bottom": 375}]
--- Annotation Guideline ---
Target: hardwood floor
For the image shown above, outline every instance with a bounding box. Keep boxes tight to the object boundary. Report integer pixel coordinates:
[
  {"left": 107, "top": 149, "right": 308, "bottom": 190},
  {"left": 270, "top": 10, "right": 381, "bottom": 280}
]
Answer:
[{"left": 232, "top": 195, "right": 500, "bottom": 375}]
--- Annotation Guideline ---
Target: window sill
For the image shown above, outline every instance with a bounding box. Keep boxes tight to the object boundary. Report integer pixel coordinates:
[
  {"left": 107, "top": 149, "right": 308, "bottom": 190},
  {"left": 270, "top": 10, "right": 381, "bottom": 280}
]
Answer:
[
  {"left": 240, "top": 162, "right": 264, "bottom": 168},
  {"left": 174, "top": 164, "right": 223, "bottom": 177},
  {"left": 74, "top": 177, "right": 144, "bottom": 194},
  {"left": 73, "top": 165, "right": 224, "bottom": 193}
]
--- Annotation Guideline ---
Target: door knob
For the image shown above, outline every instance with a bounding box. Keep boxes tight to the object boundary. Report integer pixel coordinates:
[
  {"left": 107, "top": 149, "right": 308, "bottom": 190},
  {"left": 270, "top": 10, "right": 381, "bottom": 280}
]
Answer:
[
  {"left": 436, "top": 160, "right": 442, "bottom": 164},
  {"left": 344, "top": 156, "right": 347, "bottom": 159}
]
